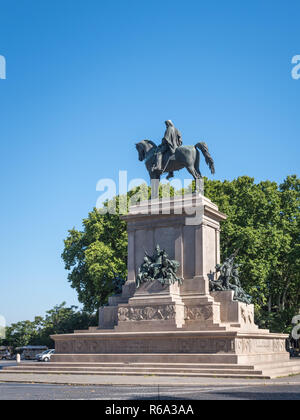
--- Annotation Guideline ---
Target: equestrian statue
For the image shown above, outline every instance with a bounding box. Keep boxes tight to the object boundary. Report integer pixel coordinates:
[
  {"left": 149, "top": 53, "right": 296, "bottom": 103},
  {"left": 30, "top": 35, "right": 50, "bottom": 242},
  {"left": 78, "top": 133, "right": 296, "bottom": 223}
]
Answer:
[{"left": 135, "top": 120, "right": 215, "bottom": 197}]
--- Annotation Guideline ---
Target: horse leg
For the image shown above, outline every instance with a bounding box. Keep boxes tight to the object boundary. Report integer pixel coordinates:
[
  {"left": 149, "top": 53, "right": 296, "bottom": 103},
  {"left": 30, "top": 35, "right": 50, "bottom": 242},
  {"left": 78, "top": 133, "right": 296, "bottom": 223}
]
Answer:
[
  {"left": 150, "top": 172, "right": 160, "bottom": 199},
  {"left": 186, "top": 165, "right": 201, "bottom": 180},
  {"left": 186, "top": 165, "right": 203, "bottom": 193}
]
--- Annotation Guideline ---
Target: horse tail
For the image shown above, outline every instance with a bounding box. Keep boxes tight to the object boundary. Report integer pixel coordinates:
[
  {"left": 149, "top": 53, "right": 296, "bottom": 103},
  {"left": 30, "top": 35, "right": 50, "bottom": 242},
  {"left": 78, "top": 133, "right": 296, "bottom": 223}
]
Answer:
[{"left": 195, "top": 142, "right": 215, "bottom": 175}]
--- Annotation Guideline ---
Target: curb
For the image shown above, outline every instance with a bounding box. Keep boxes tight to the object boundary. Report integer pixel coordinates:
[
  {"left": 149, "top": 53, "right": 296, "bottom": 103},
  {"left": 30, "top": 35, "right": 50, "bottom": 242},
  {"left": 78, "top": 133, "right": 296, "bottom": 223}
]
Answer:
[{"left": 0, "top": 377, "right": 299, "bottom": 387}]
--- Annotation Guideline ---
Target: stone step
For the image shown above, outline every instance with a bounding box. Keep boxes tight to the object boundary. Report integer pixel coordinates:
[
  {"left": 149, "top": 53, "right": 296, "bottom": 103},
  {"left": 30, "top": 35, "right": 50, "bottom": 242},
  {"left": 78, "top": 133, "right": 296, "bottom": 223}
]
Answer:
[
  {"left": 252, "top": 360, "right": 300, "bottom": 378},
  {"left": 3, "top": 359, "right": 299, "bottom": 379},
  {"left": 2, "top": 366, "right": 264, "bottom": 375},
  {"left": 255, "top": 359, "right": 300, "bottom": 369},
  {"left": 262, "top": 365, "right": 300, "bottom": 376},
  {"left": 13, "top": 362, "right": 256, "bottom": 370},
  {"left": 0, "top": 369, "right": 271, "bottom": 379},
  {"left": 13, "top": 361, "right": 300, "bottom": 375},
  {"left": 4, "top": 360, "right": 300, "bottom": 378}
]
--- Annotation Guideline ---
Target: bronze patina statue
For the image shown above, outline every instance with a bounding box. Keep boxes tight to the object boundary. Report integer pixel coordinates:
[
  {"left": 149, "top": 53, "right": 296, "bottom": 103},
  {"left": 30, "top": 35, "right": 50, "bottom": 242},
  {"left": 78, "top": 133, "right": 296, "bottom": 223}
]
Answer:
[
  {"left": 152, "top": 120, "right": 183, "bottom": 179},
  {"left": 209, "top": 250, "right": 252, "bottom": 305},
  {"left": 136, "top": 245, "right": 182, "bottom": 288},
  {"left": 135, "top": 120, "right": 215, "bottom": 197}
]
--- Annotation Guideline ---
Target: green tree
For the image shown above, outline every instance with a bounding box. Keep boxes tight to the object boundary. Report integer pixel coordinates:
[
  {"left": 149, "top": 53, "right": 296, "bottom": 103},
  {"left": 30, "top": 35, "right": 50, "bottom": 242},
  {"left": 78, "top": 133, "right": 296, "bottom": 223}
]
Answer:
[
  {"left": 38, "top": 303, "right": 97, "bottom": 347},
  {"left": 3, "top": 318, "right": 43, "bottom": 348},
  {"left": 62, "top": 186, "right": 156, "bottom": 312},
  {"left": 203, "top": 175, "right": 300, "bottom": 332},
  {"left": 0, "top": 303, "right": 97, "bottom": 349},
  {"left": 62, "top": 176, "right": 299, "bottom": 332},
  {"left": 62, "top": 206, "right": 128, "bottom": 312}
]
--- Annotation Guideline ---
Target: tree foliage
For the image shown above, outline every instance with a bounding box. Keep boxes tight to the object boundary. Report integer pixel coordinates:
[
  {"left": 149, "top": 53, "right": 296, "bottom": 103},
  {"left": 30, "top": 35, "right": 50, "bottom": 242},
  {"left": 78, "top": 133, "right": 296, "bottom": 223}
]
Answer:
[
  {"left": 1, "top": 303, "right": 97, "bottom": 348},
  {"left": 203, "top": 175, "right": 300, "bottom": 333},
  {"left": 61, "top": 185, "right": 177, "bottom": 312},
  {"left": 62, "top": 204, "right": 128, "bottom": 312},
  {"left": 62, "top": 176, "right": 299, "bottom": 333}
]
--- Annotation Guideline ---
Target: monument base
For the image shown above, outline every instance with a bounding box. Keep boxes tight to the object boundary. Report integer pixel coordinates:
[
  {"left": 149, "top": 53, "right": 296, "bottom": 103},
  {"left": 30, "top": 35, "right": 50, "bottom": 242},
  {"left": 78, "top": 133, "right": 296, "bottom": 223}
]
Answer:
[
  {"left": 49, "top": 195, "right": 299, "bottom": 378},
  {"left": 43, "top": 328, "right": 299, "bottom": 379},
  {"left": 52, "top": 329, "right": 289, "bottom": 363},
  {"left": 3, "top": 326, "right": 299, "bottom": 379},
  {"left": 6, "top": 194, "right": 297, "bottom": 379}
]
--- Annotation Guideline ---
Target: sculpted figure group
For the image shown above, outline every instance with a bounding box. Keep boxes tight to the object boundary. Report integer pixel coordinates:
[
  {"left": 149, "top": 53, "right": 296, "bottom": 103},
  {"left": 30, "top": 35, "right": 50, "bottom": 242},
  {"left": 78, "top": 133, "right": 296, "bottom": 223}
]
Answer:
[
  {"left": 136, "top": 245, "right": 182, "bottom": 288},
  {"left": 209, "top": 250, "right": 252, "bottom": 305}
]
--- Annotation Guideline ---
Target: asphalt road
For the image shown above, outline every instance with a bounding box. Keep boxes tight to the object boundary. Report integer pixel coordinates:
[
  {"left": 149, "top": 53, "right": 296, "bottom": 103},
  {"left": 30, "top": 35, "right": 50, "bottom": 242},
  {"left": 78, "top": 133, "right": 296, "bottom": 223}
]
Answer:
[{"left": 0, "top": 382, "right": 299, "bottom": 400}]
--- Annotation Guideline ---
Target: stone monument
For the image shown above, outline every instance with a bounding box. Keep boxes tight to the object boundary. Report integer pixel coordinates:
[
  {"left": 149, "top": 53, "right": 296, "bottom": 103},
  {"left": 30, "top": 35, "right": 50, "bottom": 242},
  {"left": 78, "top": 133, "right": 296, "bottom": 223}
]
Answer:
[
  {"left": 49, "top": 192, "right": 296, "bottom": 377},
  {"left": 48, "top": 122, "right": 299, "bottom": 378}
]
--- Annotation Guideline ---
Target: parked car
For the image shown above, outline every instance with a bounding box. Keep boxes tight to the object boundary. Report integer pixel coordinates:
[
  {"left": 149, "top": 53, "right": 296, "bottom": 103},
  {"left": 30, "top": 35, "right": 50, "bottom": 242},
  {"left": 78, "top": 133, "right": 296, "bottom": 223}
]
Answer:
[
  {"left": 0, "top": 346, "right": 11, "bottom": 360},
  {"left": 15, "top": 346, "right": 48, "bottom": 360},
  {"left": 36, "top": 349, "right": 55, "bottom": 362}
]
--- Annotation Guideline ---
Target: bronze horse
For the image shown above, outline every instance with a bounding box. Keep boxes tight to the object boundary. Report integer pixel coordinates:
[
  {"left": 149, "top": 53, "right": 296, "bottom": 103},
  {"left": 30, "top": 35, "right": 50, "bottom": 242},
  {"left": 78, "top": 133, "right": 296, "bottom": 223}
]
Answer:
[{"left": 136, "top": 140, "right": 215, "bottom": 197}]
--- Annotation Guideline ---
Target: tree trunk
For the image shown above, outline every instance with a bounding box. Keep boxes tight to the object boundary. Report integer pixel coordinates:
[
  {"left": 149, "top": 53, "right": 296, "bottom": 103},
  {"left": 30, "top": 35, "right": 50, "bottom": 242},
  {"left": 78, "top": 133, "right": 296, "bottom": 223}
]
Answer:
[{"left": 268, "top": 295, "right": 272, "bottom": 313}]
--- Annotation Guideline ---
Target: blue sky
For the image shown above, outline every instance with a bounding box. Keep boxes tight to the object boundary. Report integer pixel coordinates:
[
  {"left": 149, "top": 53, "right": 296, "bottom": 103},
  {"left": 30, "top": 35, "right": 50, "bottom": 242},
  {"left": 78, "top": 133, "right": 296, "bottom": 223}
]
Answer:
[{"left": 0, "top": 0, "right": 299, "bottom": 324}]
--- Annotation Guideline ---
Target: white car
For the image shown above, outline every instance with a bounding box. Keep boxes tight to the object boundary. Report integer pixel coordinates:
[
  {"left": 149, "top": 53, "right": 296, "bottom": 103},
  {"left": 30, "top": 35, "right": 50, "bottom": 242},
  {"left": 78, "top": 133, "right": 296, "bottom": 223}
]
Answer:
[{"left": 36, "top": 349, "right": 55, "bottom": 362}]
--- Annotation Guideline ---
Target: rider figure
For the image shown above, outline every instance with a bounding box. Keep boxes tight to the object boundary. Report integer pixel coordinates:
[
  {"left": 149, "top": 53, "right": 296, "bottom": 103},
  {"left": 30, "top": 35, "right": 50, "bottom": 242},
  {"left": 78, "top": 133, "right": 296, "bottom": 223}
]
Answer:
[{"left": 152, "top": 120, "right": 182, "bottom": 179}]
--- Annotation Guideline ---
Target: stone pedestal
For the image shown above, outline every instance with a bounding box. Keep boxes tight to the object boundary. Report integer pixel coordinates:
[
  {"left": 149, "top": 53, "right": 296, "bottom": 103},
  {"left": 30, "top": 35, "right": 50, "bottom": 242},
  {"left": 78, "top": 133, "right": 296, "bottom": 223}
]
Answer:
[
  {"left": 50, "top": 193, "right": 295, "bottom": 378},
  {"left": 115, "top": 280, "right": 185, "bottom": 332},
  {"left": 99, "top": 193, "right": 227, "bottom": 332},
  {"left": 124, "top": 194, "right": 225, "bottom": 293}
]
